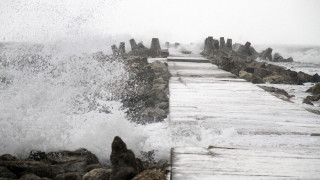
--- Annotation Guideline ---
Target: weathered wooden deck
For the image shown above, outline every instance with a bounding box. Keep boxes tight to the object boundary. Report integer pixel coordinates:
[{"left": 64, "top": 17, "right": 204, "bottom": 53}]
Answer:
[{"left": 163, "top": 55, "right": 320, "bottom": 179}]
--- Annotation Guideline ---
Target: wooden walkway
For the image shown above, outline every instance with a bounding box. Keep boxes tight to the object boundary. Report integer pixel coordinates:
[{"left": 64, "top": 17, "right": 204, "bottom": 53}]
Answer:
[{"left": 164, "top": 55, "right": 320, "bottom": 179}]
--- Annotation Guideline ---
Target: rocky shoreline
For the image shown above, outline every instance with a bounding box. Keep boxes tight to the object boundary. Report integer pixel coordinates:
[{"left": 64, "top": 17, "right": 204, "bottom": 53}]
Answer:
[
  {"left": 0, "top": 38, "right": 171, "bottom": 180},
  {"left": 201, "top": 36, "right": 320, "bottom": 106},
  {"left": 115, "top": 38, "right": 171, "bottom": 124},
  {"left": 120, "top": 56, "right": 171, "bottom": 124},
  {"left": 0, "top": 137, "right": 167, "bottom": 180},
  {"left": 202, "top": 37, "right": 320, "bottom": 85}
]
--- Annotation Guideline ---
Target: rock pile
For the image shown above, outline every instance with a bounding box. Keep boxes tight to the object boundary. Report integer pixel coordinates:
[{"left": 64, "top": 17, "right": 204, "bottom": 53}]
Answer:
[
  {"left": 201, "top": 36, "right": 320, "bottom": 85},
  {"left": 110, "top": 136, "right": 144, "bottom": 180},
  {"left": 304, "top": 83, "right": 320, "bottom": 105},
  {"left": 121, "top": 57, "right": 171, "bottom": 123},
  {"left": 109, "top": 136, "right": 167, "bottom": 180},
  {"left": 0, "top": 136, "right": 168, "bottom": 180},
  {"left": 0, "top": 148, "right": 102, "bottom": 179},
  {"left": 259, "top": 48, "right": 293, "bottom": 62},
  {"left": 258, "top": 85, "right": 294, "bottom": 102}
]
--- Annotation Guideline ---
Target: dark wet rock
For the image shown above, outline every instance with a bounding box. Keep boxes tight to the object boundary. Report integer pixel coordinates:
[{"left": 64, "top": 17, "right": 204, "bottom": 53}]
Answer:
[
  {"left": 239, "top": 70, "right": 253, "bottom": 81},
  {"left": 307, "top": 83, "right": 320, "bottom": 94},
  {"left": 53, "top": 172, "right": 83, "bottom": 180},
  {"left": 132, "top": 169, "right": 166, "bottom": 180},
  {"left": 272, "top": 53, "right": 294, "bottom": 62},
  {"left": 201, "top": 36, "right": 320, "bottom": 85},
  {"left": 121, "top": 57, "right": 170, "bottom": 123},
  {"left": 83, "top": 168, "right": 111, "bottom": 180},
  {"left": 155, "top": 102, "right": 169, "bottom": 110},
  {"left": 253, "top": 68, "right": 273, "bottom": 78},
  {"left": 263, "top": 75, "right": 285, "bottom": 84},
  {"left": 303, "top": 95, "right": 320, "bottom": 105},
  {"left": 260, "top": 48, "right": 273, "bottom": 61},
  {"left": 297, "top": 71, "right": 313, "bottom": 84},
  {"left": 0, "top": 148, "right": 100, "bottom": 179},
  {"left": 28, "top": 150, "right": 47, "bottom": 161},
  {"left": 0, "top": 154, "right": 17, "bottom": 161},
  {"left": 47, "top": 148, "right": 99, "bottom": 166},
  {"left": 258, "top": 86, "right": 294, "bottom": 102},
  {"left": 19, "top": 173, "right": 43, "bottom": 180},
  {"left": 0, "top": 166, "right": 17, "bottom": 179},
  {"left": 86, "top": 164, "right": 102, "bottom": 172},
  {"left": 251, "top": 75, "right": 265, "bottom": 84},
  {"left": 0, "top": 159, "right": 57, "bottom": 178},
  {"left": 110, "top": 136, "right": 144, "bottom": 180},
  {"left": 312, "top": 73, "right": 320, "bottom": 82},
  {"left": 273, "top": 53, "right": 284, "bottom": 62},
  {"left": 285, "top": 57, "right": 294, "bottom": 62},
  {"left": 236, "top": 42, "right": 259, "bottom": 60}
]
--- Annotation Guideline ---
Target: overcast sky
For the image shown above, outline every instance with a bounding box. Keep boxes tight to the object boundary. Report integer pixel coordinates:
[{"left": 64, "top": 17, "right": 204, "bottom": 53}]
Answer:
[{"left": 0, "top": 0, "right": 319, "bottom": 45}]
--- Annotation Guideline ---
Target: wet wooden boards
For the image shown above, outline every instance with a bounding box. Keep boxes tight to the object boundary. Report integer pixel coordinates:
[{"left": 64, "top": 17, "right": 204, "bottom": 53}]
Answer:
[{"left": 167, "top": 55, "right": 320, "bottom": 179}]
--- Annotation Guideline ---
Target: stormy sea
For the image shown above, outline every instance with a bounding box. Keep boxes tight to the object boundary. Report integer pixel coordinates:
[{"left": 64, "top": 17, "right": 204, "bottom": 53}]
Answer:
[{"left": 0, "top": 42, "right": 319, "bottom": 164}]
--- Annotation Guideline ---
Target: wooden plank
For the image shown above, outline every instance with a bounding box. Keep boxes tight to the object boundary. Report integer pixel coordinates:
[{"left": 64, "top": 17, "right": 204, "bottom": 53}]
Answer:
[
  {"left": 168, "top": 56, "right": 320, "bottom": 179},
  {"left": 167, "top": 56, "right": 210, "bottom": 63},
  {"left": 171, "top": 147, "right": 320, "bottom": 179}
]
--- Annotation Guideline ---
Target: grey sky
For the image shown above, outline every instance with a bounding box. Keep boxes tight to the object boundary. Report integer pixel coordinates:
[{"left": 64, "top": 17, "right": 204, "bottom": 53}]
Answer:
[{"left": 0, "top": 0, "right": 319, "bottom": 45}]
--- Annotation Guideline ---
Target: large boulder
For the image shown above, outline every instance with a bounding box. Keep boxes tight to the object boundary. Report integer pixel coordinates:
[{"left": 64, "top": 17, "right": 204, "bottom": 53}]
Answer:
[
  {"left": 239, "top": 70, "right": 252, "bottom": 81},
  {"left": 307, "top": 83, "right": 320, "bottom": 94},
  {"left": 0, "top": 148, "right": 100, "bottom": 179},
  {"left": 132, "top": 169, "right": 166, "bottom": 180},
  {"left": 236, "top": 42, "right": 259, "bottom": 60},
  {"left": 19, "top": 173, "right": 50, "bottom": 180},
  {"left": 253, "top": 68, "right": 273, "bottom": 78},
  {"left": 53, "top": 172, "right": 83, "bottom": 180},
  {"left": 0, "top": 154, "right": 17, "bottom": 161},
  {"left": 83, "top": 168, "right": 111, "bottom": 180},
  {"left": 110, "top": 136, "right": 144, "bottom": 180},
  {"left": 0, "top": 166, "right": 17, "bottom": 179},
  {"left": 273, "top": 53, "right": 284, "bottom": 62},
  {"left": 303, "top": 95, "right": 320, "bottom": 105},
  {"left": 263, "top": 75, "right": 285, "bottom": 84},
  {"left": 273, "top": 53, "right": 294, "bottom": 62},
  {"left": 260, "top": 48, "right": 273, "bottom": 61}
]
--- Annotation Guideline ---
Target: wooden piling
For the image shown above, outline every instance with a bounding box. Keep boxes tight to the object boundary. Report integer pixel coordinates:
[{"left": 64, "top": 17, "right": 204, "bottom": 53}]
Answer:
[
  {"left": 226, "top": 39, "right": 232, "bottom": 50},
  {"left": 118, "top": 42, "right": 126, "bottom": 55},
  {"left": 150, "top": 38, "right": 161, "bottom": 57},
  {"left": 220, "top": 37, "right": 225, "bottom": 48},
  {"left": 111, "top": 44, "right": 118, "bottom": 55},
  {"left": 213, "top": 39, "right": 220, "bottom": 49},
  {"left": 129, "top": 39, "right": 137, "bottom": 51}
]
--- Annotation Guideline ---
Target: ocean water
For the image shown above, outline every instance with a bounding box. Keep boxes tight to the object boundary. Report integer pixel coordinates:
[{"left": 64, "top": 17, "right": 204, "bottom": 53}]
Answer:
[
  {"left": 255, "top": 45, "right": 320, "bottom": 75},
  {"left": 1, "top": 42, "right": 319, "bottom": 164},
  {"left": 0, "top": 42, "right": 155, "bottom": 162},
  {"left": 0, "top": 42, "right": 219, "bottom": 163}
]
